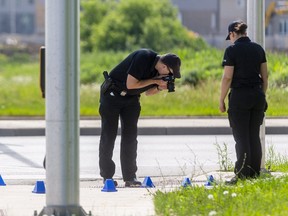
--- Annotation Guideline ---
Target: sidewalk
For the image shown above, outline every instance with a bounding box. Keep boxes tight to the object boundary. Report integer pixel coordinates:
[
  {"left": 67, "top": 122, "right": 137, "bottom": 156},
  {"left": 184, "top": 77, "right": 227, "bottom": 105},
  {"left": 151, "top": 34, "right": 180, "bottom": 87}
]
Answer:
[
  {"left": 0, "top": 117, "right": 287, "bottom": 136},
  {"left": 0, "top": 171, "right": 284, "bottom": 216},
  {"left": 0, "top": 171, "right": 235, "bottom": 216}
]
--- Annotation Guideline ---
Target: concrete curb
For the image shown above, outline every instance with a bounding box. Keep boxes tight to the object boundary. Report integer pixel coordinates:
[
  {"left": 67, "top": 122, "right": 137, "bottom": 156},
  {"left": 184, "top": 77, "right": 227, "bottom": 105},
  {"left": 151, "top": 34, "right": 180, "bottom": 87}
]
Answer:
[{"left": 0, "top": 118, "right": 287, "bottom": 136}]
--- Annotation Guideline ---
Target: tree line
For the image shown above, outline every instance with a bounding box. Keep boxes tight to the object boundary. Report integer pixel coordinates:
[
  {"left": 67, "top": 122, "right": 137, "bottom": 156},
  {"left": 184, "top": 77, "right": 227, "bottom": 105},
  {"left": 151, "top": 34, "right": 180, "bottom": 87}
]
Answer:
[{"left": 80, "top": 0, "right": 207, "bottom": 52}]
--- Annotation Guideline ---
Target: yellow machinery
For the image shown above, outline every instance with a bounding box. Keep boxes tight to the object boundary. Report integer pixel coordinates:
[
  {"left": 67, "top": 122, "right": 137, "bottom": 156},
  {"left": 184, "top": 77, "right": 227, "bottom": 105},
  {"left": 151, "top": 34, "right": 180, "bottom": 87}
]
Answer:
[{"left": 265, "top": 1, "right": 288, "bottom": 28}]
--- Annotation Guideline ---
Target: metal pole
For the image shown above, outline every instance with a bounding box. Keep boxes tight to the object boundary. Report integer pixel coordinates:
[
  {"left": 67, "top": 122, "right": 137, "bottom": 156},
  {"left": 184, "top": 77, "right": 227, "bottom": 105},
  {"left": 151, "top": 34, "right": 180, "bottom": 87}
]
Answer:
[
  {"left": 9, "top": 0, "right": 16, "bottom": 34},
  {"left": 38, "top": 0, "right": 88, "bottom": 215},
  {"left": 247, "top": 0, "right": 266, "bottom": 170}
]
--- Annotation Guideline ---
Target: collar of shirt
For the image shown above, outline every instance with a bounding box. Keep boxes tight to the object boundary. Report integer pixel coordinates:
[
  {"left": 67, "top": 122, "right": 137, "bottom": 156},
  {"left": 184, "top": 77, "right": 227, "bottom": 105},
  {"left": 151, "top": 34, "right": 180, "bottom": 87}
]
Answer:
[{"left": 234, "top": 36, "right": 251, "bottom": 44}]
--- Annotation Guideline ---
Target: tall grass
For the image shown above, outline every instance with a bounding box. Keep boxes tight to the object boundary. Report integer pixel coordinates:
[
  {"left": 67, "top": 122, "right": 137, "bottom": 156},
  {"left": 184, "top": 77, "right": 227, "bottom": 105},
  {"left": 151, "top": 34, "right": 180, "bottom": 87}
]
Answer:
[
  {"left": 266, "top": 145, "right": 288, "bottom": 172},
  {"left": 154, "top": 144, "right": 288, "bottom": 216},
  {"left": 0, "top": 50, "right": 287, "bottom": 117},
  {"left": 0, "top": 75, "right": 288, "bottom": 117},
  {"left": 140, "top": 78, "right": 221, "bottom": 116},
  {"left": 0, "top": 59, "right": 45, "bottom": 116},
  {"left": 154, "top": 174, "right": 288, "bottom": 216}
]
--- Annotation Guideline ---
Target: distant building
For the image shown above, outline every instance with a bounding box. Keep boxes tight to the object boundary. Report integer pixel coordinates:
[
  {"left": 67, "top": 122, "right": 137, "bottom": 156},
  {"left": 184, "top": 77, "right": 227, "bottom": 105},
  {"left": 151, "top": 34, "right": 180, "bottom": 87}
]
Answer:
[
  {"left": 172, "top": 0, "right": 288, "bottom": 50},
  {"left": 0, "top": 0, "right": 44, "bottom": 46},
  {"left": 0, "top": 0, "right": 35, "bottom": 34},
  {"left": 0, "top": 0, "right": 287, "bottom": 50}
]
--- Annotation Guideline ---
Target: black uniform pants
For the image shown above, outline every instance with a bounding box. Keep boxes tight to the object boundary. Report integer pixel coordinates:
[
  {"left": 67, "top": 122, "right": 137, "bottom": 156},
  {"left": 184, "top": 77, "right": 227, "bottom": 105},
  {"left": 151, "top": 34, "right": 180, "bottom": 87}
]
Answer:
[
  {"left": 99, "top": 90, "right": 141, "bottom": 181},
  {"left": 228, "top": 87, "right": 266, "bottom": 178}
]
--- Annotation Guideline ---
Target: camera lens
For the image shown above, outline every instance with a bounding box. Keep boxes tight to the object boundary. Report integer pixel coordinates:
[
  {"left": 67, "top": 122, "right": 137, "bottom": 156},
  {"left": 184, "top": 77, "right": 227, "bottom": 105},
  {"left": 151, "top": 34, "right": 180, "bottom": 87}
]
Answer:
[{"left": 167, "top": 81, "right": 175, "bottom": 92}]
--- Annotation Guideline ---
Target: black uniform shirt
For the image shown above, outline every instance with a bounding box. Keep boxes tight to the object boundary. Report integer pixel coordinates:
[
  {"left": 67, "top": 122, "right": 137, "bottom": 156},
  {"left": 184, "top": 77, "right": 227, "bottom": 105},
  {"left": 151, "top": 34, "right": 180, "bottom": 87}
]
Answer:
[
  {"left": 222, "top": 37, "right": 267, "bottom": 88},
  {"left": 109, "top": 49, "right": 159, "bottom": 95}
]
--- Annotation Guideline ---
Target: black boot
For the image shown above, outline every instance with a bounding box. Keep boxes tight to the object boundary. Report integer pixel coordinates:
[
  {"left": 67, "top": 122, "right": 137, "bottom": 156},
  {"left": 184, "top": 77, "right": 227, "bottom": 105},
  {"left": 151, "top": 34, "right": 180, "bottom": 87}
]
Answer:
[{"left": 125, "top": 178, "right": 142, "bottom": 187}]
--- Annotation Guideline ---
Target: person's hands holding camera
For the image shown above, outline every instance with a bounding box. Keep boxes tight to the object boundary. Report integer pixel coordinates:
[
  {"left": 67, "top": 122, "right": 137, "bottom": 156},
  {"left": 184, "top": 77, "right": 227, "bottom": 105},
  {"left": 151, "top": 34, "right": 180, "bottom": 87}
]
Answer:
[{"left": 154, "top": 76, "right": 168, "bottom": 90}]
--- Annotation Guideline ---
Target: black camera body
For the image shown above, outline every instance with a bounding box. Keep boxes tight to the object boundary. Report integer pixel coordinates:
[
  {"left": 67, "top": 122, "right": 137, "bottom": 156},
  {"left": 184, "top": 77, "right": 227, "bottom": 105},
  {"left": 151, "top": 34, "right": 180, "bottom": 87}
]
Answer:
[{"left": 162, "top": 75, "right": 175, "bottom": 92}]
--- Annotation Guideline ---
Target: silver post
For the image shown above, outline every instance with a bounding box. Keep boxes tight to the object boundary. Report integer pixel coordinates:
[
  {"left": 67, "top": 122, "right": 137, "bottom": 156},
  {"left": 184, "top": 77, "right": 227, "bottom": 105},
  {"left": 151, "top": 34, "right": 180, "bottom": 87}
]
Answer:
[
  {"left": 9, "top": 0, "right": 16, "bottom": 34},
  {"left": 38, "top": 0, "right": 88, "bottom": 215},
  {"left": 247, "top": 0, "right": 266, "bottom": 170}
]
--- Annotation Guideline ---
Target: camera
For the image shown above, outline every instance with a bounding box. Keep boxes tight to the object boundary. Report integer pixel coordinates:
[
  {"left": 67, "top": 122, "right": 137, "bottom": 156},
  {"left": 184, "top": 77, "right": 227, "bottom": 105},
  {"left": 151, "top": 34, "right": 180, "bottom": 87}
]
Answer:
[{"left": 162, "top": 75, "right": 175, "bottom": 92}]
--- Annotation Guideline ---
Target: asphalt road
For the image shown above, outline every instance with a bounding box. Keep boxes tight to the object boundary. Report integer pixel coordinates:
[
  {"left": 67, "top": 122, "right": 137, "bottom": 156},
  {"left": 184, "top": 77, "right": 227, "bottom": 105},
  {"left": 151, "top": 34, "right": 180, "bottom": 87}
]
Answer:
[{"left": 0, "top": 135, "right": 287, "bottom": 182}]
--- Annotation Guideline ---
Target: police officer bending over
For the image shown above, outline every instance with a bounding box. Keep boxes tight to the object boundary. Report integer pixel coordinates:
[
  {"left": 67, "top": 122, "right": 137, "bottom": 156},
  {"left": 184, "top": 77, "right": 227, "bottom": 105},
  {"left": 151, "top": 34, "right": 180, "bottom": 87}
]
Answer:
[
  {"left": 99, "top": 49, "right": 181, "bottom": 187},
  {"left": 219, "top": 21, "right": 268, "bottom": 184}
]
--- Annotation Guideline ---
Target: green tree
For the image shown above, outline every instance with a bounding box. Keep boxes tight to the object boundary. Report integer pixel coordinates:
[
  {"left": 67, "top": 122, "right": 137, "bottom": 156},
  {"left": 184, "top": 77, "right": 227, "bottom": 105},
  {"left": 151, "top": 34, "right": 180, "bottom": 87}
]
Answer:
[
  {"left": 91, "top": 12, "right": 132, "bottom": 51},
  {"left": 81, "top": 0, "right": 207, "bottom": 52},
  {"left": 80, "top": 0, "right": 117, "bottom": 52},
  {"left": 140, "top": 17, "right": 196, "bottom": 51}
]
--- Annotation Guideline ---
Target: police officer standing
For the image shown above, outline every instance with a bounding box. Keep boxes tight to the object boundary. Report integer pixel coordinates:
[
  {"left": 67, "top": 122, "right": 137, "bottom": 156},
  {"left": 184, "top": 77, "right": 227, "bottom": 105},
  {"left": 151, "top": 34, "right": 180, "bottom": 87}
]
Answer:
[
  {"left": 219, "top": 21, "right": 268, "bottom": 184},
  {"left": 99, "top": 49, "right": 181, "bottom": 187}
]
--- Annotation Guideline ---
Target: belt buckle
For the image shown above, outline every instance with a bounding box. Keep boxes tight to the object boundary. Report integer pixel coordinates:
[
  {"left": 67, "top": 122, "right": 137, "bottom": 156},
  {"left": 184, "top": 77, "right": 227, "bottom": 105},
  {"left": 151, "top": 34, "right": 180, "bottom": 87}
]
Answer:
[{"left": 120, "top": 91, "right": 127, "bottom": 96}]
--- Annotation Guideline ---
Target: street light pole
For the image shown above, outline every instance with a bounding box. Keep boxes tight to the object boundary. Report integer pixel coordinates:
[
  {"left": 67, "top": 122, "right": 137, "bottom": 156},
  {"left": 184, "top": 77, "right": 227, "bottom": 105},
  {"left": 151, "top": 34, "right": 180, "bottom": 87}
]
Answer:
[
  {"left": 9, "top": 0, "right": 16, "bottom": 34},
  {"left": 247, "top": 0, "right": 266, "bottom": 170},
  {"left": 37, "top": 0, "right": 88, "bottom": 215}
]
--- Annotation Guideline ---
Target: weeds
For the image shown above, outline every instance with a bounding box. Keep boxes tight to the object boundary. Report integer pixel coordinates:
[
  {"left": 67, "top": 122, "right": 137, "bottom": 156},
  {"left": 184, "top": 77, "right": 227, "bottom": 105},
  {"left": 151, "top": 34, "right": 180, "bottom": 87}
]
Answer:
[
  {"left": 214, "top": 141, "right": 234, "bottom": 171},
  {"left": 266, "top": 144, "right": 288, "bottom": 172},
  {"left": 154, "top": 143, "right": 288, "bottom": 216},
  {"left": 0, "top": 50, "right": 288, "bottom": 116},
  {"left": 154, "top": 174, "right": 288, "bottom": 216}
]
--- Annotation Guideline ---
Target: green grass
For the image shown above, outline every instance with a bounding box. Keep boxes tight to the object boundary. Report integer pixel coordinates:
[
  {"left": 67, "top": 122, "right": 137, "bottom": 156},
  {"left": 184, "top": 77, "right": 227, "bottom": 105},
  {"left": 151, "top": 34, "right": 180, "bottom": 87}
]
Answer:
[
  {"left": 0, "top": 73, "right": 288, "bottom": 117},
  {"left": 153, "top": 143, "right": 288, "bottom": 216},
  {"left": 266, "top": 87, "right": 288, "bottom": 116},
  {"left": 154, "top": 174, "right": 288, "bottom": 216},
  {"left": 79, "top": 78, "right": 288, "bottom": 117},
  {"left": 0, "top": 61, "right": 45, "bottom": 116},
  {"left": 0, "top": 49, "right": 287, "bottom": 117},
  {"left": 140, "top": 79, "right": 221, "bottom": 116},
  {"left": 266, "top": 145, "right": 288, "bottom": 172}
]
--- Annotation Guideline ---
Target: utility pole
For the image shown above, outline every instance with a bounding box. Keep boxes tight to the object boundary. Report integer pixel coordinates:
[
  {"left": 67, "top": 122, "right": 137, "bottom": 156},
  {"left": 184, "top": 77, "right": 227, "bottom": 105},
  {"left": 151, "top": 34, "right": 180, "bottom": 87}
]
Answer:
[
  {"left": 37, "top": 0, "right": 89, "bottom": 215},
  {"left": 247, "top": 0, "right": 266, "bottom": 170}
]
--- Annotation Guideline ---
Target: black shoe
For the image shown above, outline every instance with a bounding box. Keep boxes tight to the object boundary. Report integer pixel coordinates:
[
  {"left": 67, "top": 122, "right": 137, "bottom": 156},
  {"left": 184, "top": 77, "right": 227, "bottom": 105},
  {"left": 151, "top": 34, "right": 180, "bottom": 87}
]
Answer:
[
  {"left": 103, "top": 178, "right": 118, "bottom": 187},
  {"left": 125, "top": 178, "right": 142, "bottom": 187},
  {"left": 225, "top": 176, "right": 238, "bottom": 185}
]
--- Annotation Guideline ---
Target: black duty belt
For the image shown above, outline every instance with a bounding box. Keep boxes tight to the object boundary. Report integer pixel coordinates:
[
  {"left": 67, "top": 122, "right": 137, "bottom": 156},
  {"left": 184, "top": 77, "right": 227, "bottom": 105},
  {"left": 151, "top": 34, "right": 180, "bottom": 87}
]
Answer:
[
  {"left": 102, "top": 71, "right": 127, "bottom": 96},
  {"left": 232, "top": 85, "right": 262, "bottom": 89},
  {"left": 110, "top": 86, "right": 127, "bottom": 96}
]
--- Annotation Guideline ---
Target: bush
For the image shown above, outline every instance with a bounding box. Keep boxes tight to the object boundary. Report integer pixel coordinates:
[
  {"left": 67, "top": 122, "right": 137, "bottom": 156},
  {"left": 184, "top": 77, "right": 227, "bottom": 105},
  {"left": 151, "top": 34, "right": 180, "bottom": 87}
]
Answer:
[
  {"left": 80, "top": 50, "right": 128, "bottom": 83},
  {"left": 81, "top": 0, "right": 206, "bottom": 52},
  {"left": 182, "top": 71, "right": 201, "bottom": 86},
  {"left": 267, "top": 52, "right": 288, "bottom": 88}
]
